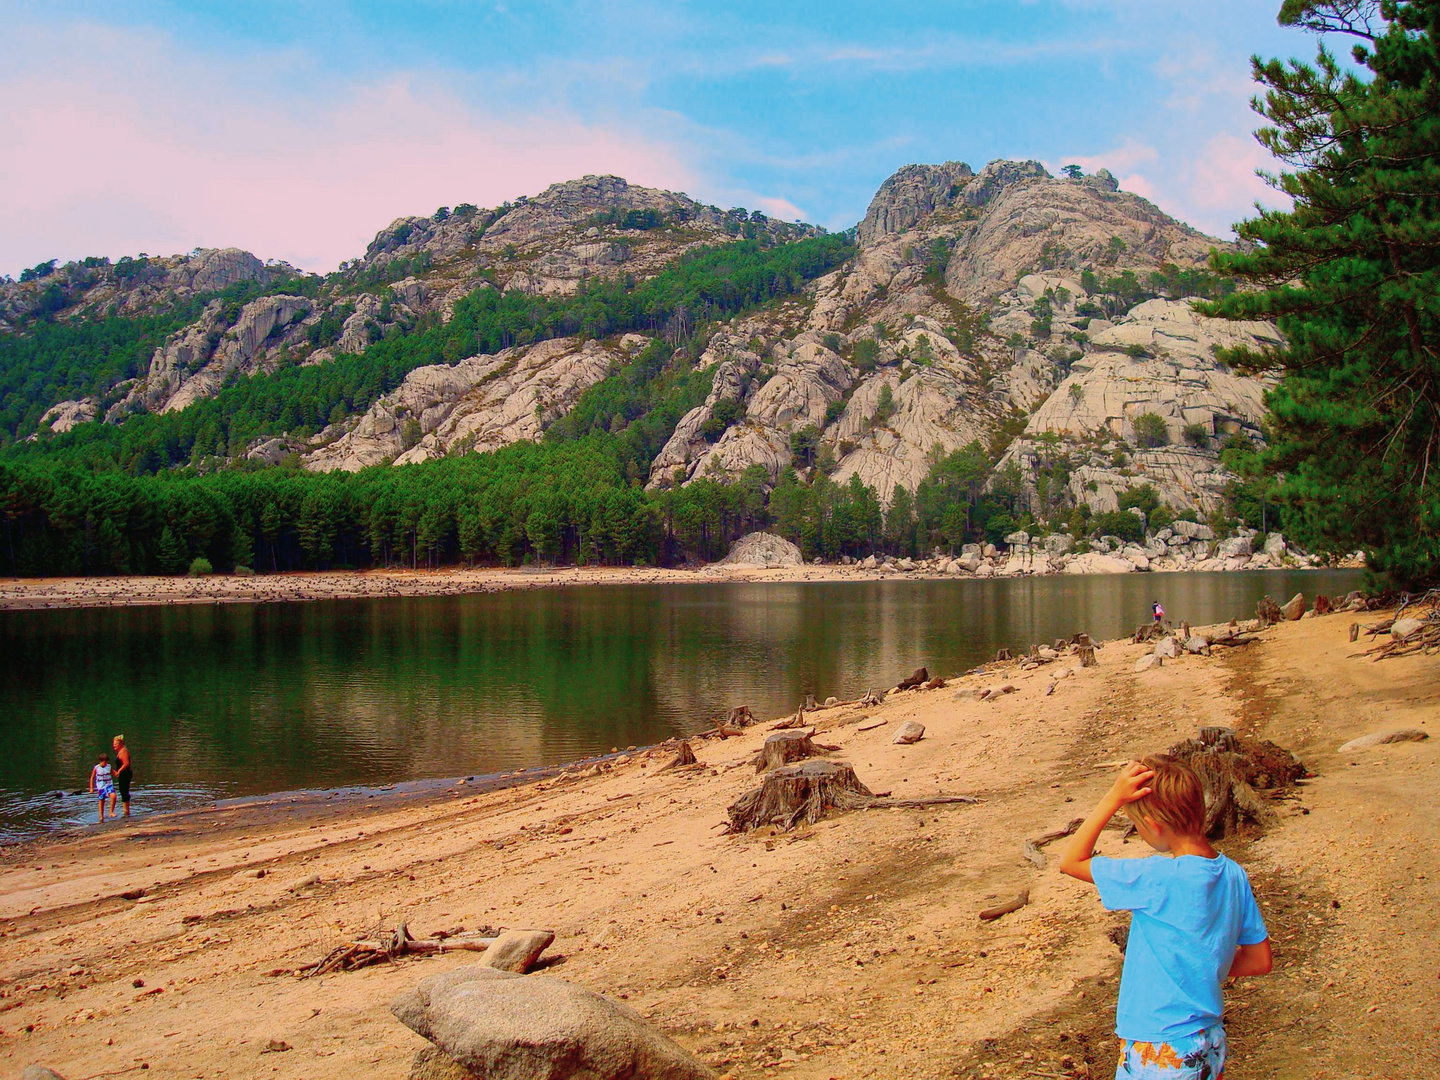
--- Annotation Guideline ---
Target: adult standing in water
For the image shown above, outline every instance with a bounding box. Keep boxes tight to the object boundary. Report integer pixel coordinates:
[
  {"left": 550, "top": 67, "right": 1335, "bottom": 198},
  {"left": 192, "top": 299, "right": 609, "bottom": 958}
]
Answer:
[{"left": 111, "top": 735, "right": 134, "bottom": 820}]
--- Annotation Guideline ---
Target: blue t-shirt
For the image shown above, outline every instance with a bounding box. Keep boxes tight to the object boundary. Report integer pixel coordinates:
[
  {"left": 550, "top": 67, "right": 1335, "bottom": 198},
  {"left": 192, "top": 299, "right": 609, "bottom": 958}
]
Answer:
[{"left": 1092, "top": 852, "right": 1267, "bottom": 1044}]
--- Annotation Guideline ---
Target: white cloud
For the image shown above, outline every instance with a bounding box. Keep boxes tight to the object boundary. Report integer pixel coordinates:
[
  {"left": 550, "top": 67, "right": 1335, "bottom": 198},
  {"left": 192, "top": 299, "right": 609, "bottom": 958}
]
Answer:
[{"left": 0, "top": 23, "right": 695, "bottom": 275}]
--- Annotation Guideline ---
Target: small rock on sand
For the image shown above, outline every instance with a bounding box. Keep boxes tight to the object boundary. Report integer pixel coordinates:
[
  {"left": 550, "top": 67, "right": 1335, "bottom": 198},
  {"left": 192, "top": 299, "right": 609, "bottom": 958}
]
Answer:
[
  {"left": 22, "top": 1067, "right": 67, "bottom": 1080},
  {"left": 892, "top": 721, "right": 926, "bottom": 745},
  {"left": 1338, "top": 729, "right": 1429, "bottom": 752},
  {"left": 1390, "top": 617, "right": 1425, "bottom": 641},
  {"left": 391, "top": 966, "right": 716, "bottom": 1080},
  {"left": 1135, "top": 654, "right": 1164, "bottom": 673},
  {"left": 481, "top": 930, "right": 555, "bottom": 973},
  {"left": 1154, "top": 637, "right": 1179, "bottom": 660}
]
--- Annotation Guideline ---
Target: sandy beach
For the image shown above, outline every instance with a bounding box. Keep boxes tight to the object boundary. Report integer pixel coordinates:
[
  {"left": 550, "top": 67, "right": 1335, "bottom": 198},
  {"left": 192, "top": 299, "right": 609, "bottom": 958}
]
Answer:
[{"left": 1, "top": 608, "right": 1435, "bottom": 1079}]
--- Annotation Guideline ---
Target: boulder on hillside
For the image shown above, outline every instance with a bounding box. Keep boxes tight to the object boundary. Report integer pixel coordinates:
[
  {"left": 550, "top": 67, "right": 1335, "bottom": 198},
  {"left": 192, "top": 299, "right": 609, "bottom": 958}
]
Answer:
[
  {"left": 1280, "top": 593, "right": 1307, "bottom": 621},
  {"left": 718, "top": 532, "right": 804, "bottom": 568},
  {"left": 392, "top": 966, "right": 716, "bottom": 1080}
]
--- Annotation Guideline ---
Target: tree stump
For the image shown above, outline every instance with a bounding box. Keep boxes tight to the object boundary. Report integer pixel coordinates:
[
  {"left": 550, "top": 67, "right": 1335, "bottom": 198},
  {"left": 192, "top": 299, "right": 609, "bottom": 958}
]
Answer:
[
  {"left": 994, "top": 648, "right": 1012, "bottom": 662},
  {"left": 755, "top": 730, "right": 824, "bottom": 773},
  {"left": 726, "top": 760, "right": 875, "bottom": 832},
  {"left": 803, "top": 694, "right": 818, "bottom": 711},
  {"left": 1314, "top": 595, "right": 1334, "bottom": 616},
  {"left": 1166, "top": 731, "right": 1307, "bottom": 838},
  {"left": 896, "top": 667, "right": 929, "bottom": 690},
  {"left": 1256, "top": 595, "right": 1283, "bottom": 626},
  {"left": 726, "top": 705, "right": 755, "bottom": 727},
  {"left": 659, "top": 741, "right": 698, "bottom": 771},
  {"left": 1078, "top": 644, "right": 1097, "bottom": 667}
]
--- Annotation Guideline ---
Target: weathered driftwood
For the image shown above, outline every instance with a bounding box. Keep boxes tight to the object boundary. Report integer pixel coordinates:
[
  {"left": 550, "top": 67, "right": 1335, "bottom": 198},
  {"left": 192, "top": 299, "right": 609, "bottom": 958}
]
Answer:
[
  {"left": 1166, "top": 728, "right": 1307, "bottom": 838},
  {"left": 753, "top": 730, "right": 840, "bottom": 773},
  {"left": 1349, "top": 622, "right": 1361, "bottom": 643},
  {"left": 923, "top": 676, "right": 947, "bottom": 690},
  {"left": 301, "top": 923, "right": 498, "bottom": 978},
  {"left": 979, "top": 890, "right": 1030, "bottom": 921},
  {"left": 726, "top": 760, "right": 977, "bottom": 832},
  {"left": 1022, "top": 817, "right": 1085, "bottom": 867},
  {"left": 896, "top": 667, "right": 929, "bottom": 691}
]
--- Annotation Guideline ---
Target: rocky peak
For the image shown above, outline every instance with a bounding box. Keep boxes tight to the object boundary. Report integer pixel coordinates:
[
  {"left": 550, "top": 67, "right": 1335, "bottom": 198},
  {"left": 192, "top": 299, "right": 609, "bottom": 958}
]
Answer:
[
  {"left": 956, "top": 160, "right": 1051, "bottom": 209},
  {"left": 857, "top": 161, "right": 974, "bottom": 245}
]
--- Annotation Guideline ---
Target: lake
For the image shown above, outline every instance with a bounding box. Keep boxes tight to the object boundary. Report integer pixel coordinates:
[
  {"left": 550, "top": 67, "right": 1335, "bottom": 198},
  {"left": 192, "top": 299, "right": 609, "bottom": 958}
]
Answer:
[{"left": 0, "top": 569, "right": 1362, "bottom": 842}]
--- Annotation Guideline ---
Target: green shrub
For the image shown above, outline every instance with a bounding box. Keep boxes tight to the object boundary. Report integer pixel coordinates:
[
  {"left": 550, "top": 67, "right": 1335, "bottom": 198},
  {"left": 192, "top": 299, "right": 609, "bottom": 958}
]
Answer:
[
  {"left": 1091, "top": 510, "right": 1145, "bottom": 543},
  {"left": 1182, "top": 422, "right": 1209, "bottom": 447},
  {"left": 188, "top": 557, "right": 214, "bottom": 577},
  {"left": 1133, "top": 413, "right": 1170, "bottom": 448},
  {"left": 233, "top": 565, "right": 255, "bottom": 577},
  {"left": 852, "top": 338, "right": 879, "bottom": 372}
]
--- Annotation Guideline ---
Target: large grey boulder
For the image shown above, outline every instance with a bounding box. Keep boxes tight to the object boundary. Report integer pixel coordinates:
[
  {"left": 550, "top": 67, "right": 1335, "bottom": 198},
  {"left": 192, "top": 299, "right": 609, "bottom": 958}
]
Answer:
[
  {"left": 718, "top": 532, "right": 803, "bottom": 568},
  {"left": 392, "top": 966, "right": 716, "bottom": 1080},
  {"left": 1217, "top": 535, "right": 1253, "bottom": 558}
]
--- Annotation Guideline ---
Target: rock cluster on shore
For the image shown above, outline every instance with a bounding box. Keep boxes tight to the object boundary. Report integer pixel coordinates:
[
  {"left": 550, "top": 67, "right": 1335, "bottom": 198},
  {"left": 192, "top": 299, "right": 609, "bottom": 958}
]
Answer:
[{"left": 714, "top": 528, "right": 1351, "bottom": 578}]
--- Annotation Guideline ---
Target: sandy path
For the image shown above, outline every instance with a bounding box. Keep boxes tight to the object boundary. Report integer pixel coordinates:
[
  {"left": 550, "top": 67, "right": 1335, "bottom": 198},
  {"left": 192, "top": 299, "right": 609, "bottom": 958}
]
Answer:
[{"left": 0, "top": 612, "right": 1435, "bottom": 1080}]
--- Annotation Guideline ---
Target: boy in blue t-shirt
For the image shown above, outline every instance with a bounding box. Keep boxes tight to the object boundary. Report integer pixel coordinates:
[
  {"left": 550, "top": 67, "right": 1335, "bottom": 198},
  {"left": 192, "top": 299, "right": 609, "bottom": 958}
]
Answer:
[{"left": 1059, "top": 756, "right": 1272, "bottom": 1079}]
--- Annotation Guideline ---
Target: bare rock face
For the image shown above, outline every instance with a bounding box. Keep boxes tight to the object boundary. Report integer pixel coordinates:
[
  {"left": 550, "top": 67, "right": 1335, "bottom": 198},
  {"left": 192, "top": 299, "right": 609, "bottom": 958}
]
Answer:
[
  {"left": 719, "top": 532, "right": 804, "bottom": 567},
  {"left": 167, "top": 247, "right": 270, "bottom": 293},
  {"left": 999, "top": 298, "right": 1281, "bottom": 515},
  {"left": 858, "top": 161, "right": 975, "bottom": 244},
  {"left": 304, "top": 337, "right": 621, "bottom": 473},
  {"left": 35, "top": 397, "right": 99, "bottom": 435},
  {"left": 390, "top": 965, "right": 716, "bottom": 1080},
  {"left": 149, "top": 295, "right": 314, "bottom": 415},
  {"left": 744, "top": 341, "right": 852, "bottom": 431},
  {"left": 646, "top": 334, "right": 762, "bottom": 487}
]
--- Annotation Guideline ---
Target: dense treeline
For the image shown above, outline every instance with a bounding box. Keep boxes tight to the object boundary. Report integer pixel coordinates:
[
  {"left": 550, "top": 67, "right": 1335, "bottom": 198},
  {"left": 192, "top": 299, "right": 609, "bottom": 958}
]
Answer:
[{"left": 3, "top": 234, "right": 852, "bottom": 476}]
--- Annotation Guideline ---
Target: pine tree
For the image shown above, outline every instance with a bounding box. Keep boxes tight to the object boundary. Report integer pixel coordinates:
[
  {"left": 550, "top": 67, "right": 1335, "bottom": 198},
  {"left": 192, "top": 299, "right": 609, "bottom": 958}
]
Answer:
[{"left": 1206, "top": 0, "right": 1440, "bottom": 587}]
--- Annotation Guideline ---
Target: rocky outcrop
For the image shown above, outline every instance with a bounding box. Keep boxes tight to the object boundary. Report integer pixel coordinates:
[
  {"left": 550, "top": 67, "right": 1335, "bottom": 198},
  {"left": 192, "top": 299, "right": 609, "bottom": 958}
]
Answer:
[
  {"left": 113, "top": 295, "right": 315, "bottom": 417},
  {"left": 719, "top": 532, "right": 805, "bottom": 567},
  {"left": 858, "top": 162, "right": 975, "bottom": 244},
  {"left": 999, "top": 297, "right": 1281, "bottom": 515},
  {"left": 303, "top": 336, "right": 627, "bottom": 472},
  {"left": 35, "top": 397, "right": 99, "bottom": 435}
]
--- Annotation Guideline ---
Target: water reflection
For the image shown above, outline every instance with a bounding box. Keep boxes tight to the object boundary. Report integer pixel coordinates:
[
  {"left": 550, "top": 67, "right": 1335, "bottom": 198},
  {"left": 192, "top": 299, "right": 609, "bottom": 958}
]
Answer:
[{"left": 0, "top": 569, "right": 1361, "bottom": 841}]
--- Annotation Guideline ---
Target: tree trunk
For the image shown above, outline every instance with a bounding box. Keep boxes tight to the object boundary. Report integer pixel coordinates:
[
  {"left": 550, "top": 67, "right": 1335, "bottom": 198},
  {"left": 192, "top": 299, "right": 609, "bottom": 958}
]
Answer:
[
  {"left": 755, "top": 730, "right": 825, "bottom": 773},
  {"left": 726, "top": 760, "right": 875, "bottom": 832}
]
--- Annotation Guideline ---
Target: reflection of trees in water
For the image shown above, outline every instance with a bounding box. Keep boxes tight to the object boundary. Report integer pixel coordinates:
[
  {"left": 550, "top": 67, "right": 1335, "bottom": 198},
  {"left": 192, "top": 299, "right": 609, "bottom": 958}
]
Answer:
[{"left": 0, "top": 571, "right": 1367, "bottom": 805}]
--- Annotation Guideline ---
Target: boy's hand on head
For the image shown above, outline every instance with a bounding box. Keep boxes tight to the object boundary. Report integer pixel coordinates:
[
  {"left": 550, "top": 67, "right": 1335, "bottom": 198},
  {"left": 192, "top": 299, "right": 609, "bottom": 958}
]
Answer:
[{"left": 1107, "top": 762, "right": 1155, "bottom": 807}]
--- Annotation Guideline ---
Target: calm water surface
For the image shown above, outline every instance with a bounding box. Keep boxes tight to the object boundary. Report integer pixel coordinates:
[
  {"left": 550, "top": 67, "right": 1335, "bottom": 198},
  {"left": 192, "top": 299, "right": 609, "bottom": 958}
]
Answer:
[{"left": 0, "top": 570, "right": 1361, "bottom": 841}]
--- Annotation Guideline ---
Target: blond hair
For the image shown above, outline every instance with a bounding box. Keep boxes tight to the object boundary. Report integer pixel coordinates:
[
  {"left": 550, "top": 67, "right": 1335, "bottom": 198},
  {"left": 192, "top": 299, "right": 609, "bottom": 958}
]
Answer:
[{"left": 1127, "top": 755, "right": 1207, "bottom": 836}]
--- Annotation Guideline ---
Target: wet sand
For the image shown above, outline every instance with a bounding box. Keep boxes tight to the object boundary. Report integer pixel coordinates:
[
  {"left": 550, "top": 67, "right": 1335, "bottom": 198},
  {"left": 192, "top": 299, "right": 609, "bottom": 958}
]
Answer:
[{"left": 1, "top": 610, "right": 1435, "bottom": 1079}]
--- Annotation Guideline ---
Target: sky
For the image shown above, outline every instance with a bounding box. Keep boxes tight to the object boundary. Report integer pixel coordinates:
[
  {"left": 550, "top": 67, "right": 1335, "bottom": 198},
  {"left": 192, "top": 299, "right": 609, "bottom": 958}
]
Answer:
[{"left": 1, "top": 1, "right": 1313, "bottom": 277}]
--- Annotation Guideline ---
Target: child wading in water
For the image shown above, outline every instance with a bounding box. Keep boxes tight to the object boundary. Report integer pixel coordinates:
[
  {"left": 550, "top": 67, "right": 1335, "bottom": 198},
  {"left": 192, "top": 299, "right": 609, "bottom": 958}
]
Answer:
[
  {"left": 89, "top": 753, "right": 114, "bottom": 823},
  {"left": 1059, "top": 757, "right": 1272, "bottom": 1079}
]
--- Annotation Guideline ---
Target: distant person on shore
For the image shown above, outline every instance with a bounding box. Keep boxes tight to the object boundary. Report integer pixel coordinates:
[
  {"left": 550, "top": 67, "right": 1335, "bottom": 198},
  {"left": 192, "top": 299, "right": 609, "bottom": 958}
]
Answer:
[
  {"left": 89, "top": 753, "right": 114, "bottom": 823},
  {"left": 1059, "top": 757, "right": 1272, "bottom": 1079},
  {"left": 1152, "top": 600, "right": 1165, "bottom": 625},
  {"left": 112, "top": 735, "right": 133, "bottom": 819}
]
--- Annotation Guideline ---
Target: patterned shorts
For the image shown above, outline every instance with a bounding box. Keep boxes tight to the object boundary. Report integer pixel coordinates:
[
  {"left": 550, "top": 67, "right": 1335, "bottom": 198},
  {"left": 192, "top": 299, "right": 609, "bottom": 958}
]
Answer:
[
  {"left": 96, "top": 784, "right": 113, "bottom": 799},
  {"left": 1115, "top": 1023, "right": 1226, "bottom": 1079}
]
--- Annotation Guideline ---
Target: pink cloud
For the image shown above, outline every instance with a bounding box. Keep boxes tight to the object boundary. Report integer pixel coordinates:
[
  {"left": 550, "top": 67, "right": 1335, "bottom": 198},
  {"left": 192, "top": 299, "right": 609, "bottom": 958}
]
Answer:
[
  {"left": 0, "top": 25, "right": 695, "bottom": 274},
  {"left": 1182, "top": 132, "right": 1283, "bottom": 219},
  {"left": 750, "top": 194, "right": 810, "bottom": 222}
]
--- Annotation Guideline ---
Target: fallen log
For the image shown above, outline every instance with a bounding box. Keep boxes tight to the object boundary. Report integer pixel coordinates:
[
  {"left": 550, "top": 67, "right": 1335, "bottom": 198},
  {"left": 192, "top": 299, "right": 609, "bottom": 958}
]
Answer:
[{"left": 979, "top": 890, "right": 1030, "bottom": 921}]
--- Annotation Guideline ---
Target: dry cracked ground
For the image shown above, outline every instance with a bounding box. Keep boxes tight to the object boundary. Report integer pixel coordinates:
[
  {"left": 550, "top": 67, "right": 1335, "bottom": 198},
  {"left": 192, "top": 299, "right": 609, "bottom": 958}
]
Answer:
[{"left": 1, "top": 612, "right": 1436, "bottom": 1080}]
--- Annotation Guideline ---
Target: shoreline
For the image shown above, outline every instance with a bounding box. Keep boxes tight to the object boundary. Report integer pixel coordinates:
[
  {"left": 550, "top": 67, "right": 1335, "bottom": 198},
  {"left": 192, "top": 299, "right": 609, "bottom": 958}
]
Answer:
[
  {"left": 0, "top": 559, "right": 1351, "bottom": 612},
  {"left": 1, "top": 611, "right": 1436, "bottom": 1078}
]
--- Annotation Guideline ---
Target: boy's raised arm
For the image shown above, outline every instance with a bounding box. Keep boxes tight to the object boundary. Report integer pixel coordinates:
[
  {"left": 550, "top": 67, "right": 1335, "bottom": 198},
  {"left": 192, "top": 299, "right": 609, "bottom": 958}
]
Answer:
[{"left": 1058, "top": 762, "right": 1155, "bottom": 884}]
